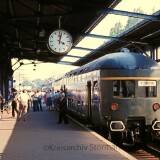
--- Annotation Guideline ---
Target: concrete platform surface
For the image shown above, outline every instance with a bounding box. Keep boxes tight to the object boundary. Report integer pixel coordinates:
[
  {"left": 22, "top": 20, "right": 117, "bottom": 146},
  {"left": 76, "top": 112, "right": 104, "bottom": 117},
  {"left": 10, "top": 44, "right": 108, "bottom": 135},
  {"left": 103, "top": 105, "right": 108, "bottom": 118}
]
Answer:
[{"left": 0, "top": 110, "right": 135, "bottom": 160}]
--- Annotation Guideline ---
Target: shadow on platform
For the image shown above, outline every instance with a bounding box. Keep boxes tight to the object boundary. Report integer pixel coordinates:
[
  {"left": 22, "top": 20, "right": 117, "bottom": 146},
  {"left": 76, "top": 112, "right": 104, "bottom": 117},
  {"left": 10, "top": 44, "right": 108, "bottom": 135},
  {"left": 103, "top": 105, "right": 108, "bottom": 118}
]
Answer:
[{"left": 0, "top": 109, "right": 129, "bottom": 160}]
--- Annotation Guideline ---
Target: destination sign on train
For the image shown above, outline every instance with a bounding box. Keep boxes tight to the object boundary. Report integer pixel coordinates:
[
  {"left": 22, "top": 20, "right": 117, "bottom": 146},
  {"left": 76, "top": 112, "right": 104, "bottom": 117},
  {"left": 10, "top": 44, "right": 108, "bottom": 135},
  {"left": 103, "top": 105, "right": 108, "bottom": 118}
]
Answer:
[{"left": 138, "top": 81, "right": 156, "bottom": 86}]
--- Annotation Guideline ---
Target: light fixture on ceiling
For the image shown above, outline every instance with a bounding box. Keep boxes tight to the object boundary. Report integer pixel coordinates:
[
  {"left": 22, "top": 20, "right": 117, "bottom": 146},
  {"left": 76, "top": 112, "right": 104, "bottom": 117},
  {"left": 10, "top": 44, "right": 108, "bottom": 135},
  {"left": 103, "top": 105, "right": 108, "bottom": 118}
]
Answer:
[
  {"left": 20, "top": 60, "right": 24, "bottom": 66},
  {"left": 39, "top": 29, "right": 45, "bottom": 38},
  {"left": 20, "top": 62, "right": 24, "bottom": 66},
  {"left": 36, "top": 49, "right": 41, "bottom": 53}
]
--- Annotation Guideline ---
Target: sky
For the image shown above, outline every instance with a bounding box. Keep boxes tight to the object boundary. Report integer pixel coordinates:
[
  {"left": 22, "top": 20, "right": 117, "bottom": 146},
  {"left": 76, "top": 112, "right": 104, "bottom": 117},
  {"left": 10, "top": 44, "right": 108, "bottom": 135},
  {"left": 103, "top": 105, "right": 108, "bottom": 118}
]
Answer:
[
  {"left": 12, "top": 0, "right": 160, "bottom": 85},
  {"left": 12, "top": 60, "right": 78, "bottom": 81}
]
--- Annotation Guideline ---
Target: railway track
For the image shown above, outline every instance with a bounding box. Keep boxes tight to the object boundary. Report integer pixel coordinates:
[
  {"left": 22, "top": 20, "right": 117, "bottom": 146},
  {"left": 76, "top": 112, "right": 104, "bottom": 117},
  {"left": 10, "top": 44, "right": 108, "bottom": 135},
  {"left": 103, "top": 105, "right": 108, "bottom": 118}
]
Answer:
[{"left": 126, "top": 146, "right": 160, "bottom": 160}]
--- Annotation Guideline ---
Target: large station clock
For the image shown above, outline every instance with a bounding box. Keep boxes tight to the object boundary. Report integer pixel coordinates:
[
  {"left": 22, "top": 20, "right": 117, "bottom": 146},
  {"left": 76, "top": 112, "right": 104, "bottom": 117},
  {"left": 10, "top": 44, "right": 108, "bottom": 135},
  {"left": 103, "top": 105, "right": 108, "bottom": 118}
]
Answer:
[{"left": 48, "top": 29, "right": 73, "bottom": 54}]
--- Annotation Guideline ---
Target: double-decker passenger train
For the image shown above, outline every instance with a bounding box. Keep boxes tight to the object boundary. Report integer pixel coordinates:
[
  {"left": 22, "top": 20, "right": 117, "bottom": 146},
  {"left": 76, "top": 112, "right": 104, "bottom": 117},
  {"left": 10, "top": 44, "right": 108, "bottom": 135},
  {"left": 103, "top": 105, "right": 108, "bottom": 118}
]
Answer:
[{"left": 52, "top": 49, "right": 160, "bottom": 145}]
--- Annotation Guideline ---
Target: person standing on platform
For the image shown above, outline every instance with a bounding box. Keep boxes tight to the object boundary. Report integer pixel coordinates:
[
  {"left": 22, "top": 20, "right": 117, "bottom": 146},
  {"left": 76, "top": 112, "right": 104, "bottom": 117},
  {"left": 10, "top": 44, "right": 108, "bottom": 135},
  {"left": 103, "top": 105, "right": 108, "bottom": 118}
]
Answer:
[
  {"left": 17, "top": 89, "right": 30, "bottom": 121},
  {"left": 32, "top": 90, "right": 39, "bottom": 112},
  {"left": 27, "top": 90, "right": 32, "bottom": 112},
  {"left": 46, "top": 90, "right": 53, "bottom": 111},
  {"left": 37, "top": 90, "right": 43, "bottom": 112},
  {"left": 0, "top": 91, "right": 3, "bottom": 113},
  {"left": 54, "top": 90, "right": 60, "bottom": 110},
  {"left": 57, "top": 92, "right": 68, "bottom": 124},
  {"left": 43, "top": 91, "right": 47, "bottom": 111},
  {"left": 11, "top": 88, "right": 19, "bottom": 118}
]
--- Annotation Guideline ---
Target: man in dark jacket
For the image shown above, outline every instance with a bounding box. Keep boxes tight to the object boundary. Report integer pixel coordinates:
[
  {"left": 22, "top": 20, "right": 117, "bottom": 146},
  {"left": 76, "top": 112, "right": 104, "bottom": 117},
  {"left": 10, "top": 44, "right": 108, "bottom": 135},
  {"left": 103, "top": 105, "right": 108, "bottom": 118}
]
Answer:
[
  {"left": 57, "top": 92, "right": 68, "bottom": 124},
  {"left": 11, "top": 88, "right": 19, "bottom": 118}
]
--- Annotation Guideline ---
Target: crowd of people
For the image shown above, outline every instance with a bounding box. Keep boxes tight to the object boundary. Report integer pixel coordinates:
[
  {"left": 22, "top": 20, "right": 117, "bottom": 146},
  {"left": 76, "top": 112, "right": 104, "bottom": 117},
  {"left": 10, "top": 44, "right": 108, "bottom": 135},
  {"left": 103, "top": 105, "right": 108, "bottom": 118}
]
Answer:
[{"left": 0, "top": 88, "right": 68, "bottom": 124}]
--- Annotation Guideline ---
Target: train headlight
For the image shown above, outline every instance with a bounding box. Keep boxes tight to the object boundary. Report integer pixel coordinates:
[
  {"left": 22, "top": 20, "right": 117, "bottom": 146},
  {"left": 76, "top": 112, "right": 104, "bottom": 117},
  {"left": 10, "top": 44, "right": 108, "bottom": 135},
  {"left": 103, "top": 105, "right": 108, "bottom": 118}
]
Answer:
[
  {"left": 111, "top": 103, "right": 118, "bottom": 111},
  {"left": 152, "top": 121, "right": 160, "bottom": 130},
  {"left": 152, "top": 103, "right": 160, "bottom": 111},
  {"left": 110, "top": 121, "right": 125, "bottom": 131}
]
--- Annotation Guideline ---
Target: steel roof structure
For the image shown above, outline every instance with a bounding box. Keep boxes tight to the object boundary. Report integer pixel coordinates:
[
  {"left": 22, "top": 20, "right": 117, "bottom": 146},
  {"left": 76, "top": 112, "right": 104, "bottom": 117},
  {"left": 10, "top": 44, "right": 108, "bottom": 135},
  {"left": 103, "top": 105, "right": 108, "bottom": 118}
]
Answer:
[
  {"left": 0, "top": 0, "right": 121, "bottom": 64},
  {"left": 0, "top": 0, "right": 160, "bottom": 67},
  {"left": 74, "top": 10, "right": 160, "bottom": 66}
]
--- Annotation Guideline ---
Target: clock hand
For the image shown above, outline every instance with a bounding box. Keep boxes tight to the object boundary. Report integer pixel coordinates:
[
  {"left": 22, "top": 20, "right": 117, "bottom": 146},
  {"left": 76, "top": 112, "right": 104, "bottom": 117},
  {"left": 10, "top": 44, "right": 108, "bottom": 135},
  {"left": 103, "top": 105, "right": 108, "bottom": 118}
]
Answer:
[
  {"left": 58, "top": 32, "right": 62, "bottom": 44},
  {"left": 57, "top": 40, "right": 65, "bottom": 45}
]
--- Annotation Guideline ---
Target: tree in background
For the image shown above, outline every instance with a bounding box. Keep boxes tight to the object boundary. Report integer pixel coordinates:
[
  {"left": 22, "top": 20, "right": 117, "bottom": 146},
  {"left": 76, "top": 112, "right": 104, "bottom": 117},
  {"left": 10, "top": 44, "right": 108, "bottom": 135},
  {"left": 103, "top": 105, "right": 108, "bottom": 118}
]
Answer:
[
  {"left": 109, "top": 7, "right": 145, "bottom": 37},
  {"left": 20, "top": 77, "right": 55, "bottom": 91},
  {"left": 125, "top": 7, "right": 144, "bottom": 30},
  {"left": 109, "top": 21, "right": 124, "bottom": 37}
]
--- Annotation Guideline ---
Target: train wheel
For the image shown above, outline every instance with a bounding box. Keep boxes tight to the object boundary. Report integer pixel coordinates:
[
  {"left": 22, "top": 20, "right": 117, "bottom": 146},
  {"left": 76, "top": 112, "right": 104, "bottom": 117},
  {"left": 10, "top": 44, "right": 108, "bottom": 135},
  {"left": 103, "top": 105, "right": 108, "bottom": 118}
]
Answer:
[
  {"left": 151, "top": 132, "right": 155, "bottom": 142},
  {"left": 141, "top": 132, "right": 151, "bottom": 144},
  {"left": 108, "top": 130, "right": 122, "bottom": 145}
]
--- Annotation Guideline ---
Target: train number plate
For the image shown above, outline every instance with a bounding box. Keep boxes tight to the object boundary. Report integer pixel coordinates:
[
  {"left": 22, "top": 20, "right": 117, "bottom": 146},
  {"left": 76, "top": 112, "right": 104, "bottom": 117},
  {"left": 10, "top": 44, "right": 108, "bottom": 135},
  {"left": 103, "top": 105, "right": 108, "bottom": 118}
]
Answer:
[{"left": 138, "top": 81, "right": 156, "bottom": 86}]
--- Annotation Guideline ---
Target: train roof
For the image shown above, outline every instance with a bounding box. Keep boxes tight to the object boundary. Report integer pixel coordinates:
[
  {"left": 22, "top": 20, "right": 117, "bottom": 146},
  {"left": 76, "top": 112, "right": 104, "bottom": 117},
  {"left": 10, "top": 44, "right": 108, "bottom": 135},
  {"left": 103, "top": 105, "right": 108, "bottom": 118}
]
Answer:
[{"left": 62, "top": 49, "right": 160, "bottom": 78}]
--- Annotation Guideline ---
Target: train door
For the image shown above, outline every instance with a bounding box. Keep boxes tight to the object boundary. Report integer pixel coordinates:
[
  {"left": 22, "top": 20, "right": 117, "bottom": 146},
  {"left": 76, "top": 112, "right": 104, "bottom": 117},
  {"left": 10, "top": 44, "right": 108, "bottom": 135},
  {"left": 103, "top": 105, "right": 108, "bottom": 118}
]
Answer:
[
  {"left": 91, "top": 80, "right": 101, "bottom": 124},
  {"left": 87, "top": 81, "right": 92, "bottom": 123}
]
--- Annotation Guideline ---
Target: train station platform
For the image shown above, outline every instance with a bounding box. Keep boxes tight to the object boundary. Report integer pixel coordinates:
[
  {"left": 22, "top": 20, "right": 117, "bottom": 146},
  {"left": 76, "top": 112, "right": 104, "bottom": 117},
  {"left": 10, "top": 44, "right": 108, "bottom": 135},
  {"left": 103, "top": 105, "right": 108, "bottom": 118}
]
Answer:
[{"left": 0, "top": 109, "right": 136, "bottom": 160}]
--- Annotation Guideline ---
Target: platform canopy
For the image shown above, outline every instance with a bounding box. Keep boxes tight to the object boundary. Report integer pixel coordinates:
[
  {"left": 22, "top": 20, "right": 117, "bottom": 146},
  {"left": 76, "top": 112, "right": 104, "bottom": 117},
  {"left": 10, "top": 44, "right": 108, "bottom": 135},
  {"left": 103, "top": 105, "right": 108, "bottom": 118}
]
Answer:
[
  {"left": 0, "top": 0, "right": 160, "bottom": 66},
  {"left": 0, "top": 0, "right": 120, "bottom": 64}
]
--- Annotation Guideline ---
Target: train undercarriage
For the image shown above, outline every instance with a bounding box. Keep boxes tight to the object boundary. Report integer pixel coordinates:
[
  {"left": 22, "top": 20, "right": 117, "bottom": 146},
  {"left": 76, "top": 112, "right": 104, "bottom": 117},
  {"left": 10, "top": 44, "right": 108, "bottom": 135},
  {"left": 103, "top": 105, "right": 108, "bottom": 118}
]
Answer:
[{"left": 108, "top": 117, "right": 160, "bottom": 146}]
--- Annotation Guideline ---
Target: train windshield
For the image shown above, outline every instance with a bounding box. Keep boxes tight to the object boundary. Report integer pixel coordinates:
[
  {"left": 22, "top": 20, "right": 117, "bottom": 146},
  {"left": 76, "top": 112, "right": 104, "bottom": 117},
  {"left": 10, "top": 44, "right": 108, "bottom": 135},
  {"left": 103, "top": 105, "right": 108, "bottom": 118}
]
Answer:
[
  {"left": 113, "top": 80, "right": 135, "bottom": 98},
  {"left": 113, "top": 80, "right": 157, "bottom": 98}
]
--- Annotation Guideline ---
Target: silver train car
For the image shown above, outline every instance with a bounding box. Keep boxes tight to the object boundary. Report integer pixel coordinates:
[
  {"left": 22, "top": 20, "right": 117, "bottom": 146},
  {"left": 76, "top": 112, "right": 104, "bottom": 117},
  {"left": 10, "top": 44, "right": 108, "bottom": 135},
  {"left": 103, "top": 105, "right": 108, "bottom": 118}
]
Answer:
[{"left": 52, "top": 49, "right": 160, "bottom": 145}]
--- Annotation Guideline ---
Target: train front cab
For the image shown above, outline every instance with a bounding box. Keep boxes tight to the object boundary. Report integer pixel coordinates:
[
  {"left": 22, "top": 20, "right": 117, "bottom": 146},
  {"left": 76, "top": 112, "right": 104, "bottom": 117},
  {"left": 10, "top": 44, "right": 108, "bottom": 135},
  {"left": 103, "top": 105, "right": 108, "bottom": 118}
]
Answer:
[{"left": 100, "top": 71, "right": 160, "bottom": 145}]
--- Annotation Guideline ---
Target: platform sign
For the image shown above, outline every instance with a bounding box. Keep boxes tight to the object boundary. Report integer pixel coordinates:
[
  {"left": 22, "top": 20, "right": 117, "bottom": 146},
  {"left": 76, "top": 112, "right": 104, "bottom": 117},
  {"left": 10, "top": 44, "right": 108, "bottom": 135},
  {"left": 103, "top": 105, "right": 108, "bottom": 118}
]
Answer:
[{"left": 138, "top": 81, "right": 156, "bottom": 86}]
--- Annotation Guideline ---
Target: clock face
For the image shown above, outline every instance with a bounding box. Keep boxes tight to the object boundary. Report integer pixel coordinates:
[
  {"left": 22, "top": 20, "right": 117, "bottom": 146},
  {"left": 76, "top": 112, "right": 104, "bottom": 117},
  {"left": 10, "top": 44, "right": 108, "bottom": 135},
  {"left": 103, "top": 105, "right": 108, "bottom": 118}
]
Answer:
[{"left": 48, "top": 29, "right": 72, "bottom": 54}]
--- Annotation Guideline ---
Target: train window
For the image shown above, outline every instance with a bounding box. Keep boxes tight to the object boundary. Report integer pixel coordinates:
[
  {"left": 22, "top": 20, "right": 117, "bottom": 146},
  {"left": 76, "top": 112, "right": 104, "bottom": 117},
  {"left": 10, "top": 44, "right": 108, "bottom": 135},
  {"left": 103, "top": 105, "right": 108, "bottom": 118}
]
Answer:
[
  {"left": 71, "top": 76, "right": 74, "bottom": 84},
  {"left": 82, "top": 74, "right": 85, "bottom": 81},
  {"left": 77, "top": 75, "right": 79, "bottom": 82},
  {"left": 74, "top": 76, "right": 76, "bottom": 83},
  {"left": 81, "top": 75, "right": 82, "bottom": 82},
  {"left": 68, "top": 98, "right": 71, "bottom": 108},
  {"left": 113, "top": 80, "right": 135, "bottom": 98},
  {"left": 137, "top": 80, "right": 157, "bottom": 98}
]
